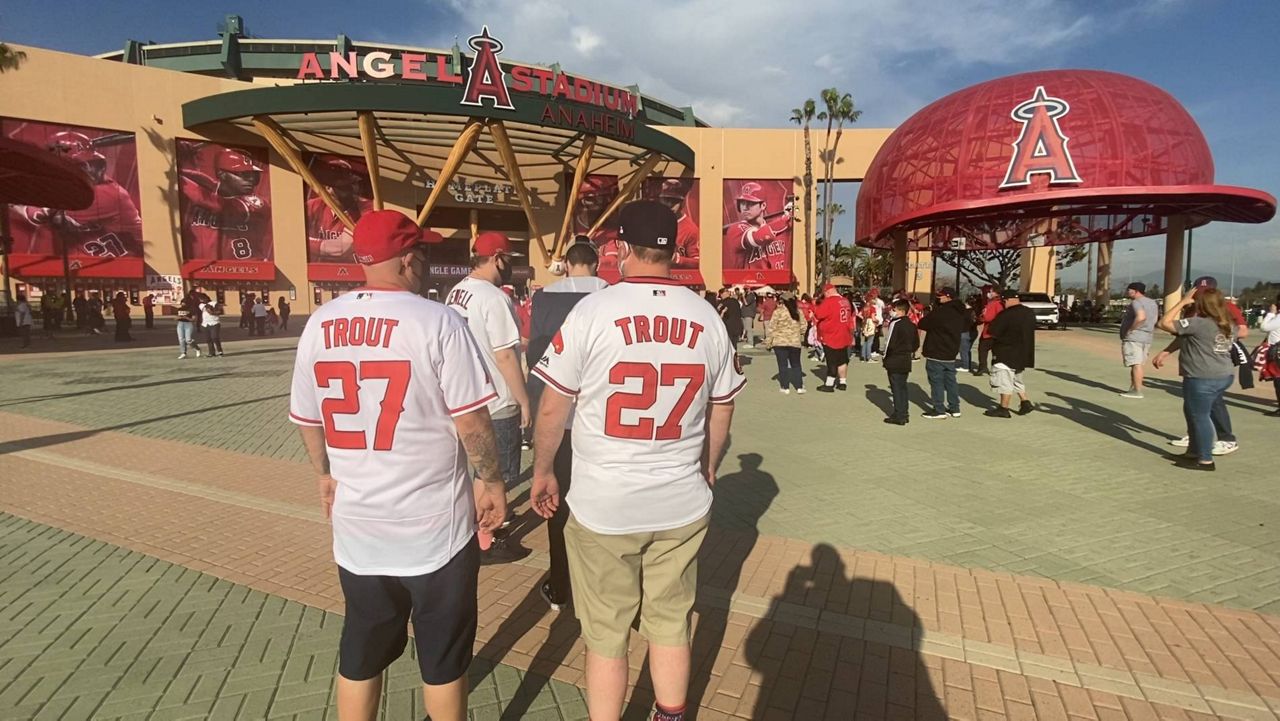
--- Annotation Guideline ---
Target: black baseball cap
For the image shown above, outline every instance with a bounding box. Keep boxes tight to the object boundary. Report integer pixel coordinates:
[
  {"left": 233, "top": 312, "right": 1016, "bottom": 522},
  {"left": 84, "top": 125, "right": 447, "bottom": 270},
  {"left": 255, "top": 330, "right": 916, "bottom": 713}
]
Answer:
[
  {"left": 1192, "top": 275, "right": 1217, "bottom": 289},
  {"left": 617, "top": 200, "right": 677, "bottom": 250},
  {"left": 936, "top": 286, "right": 956, "bottom": 298},
  {"left": 1127, "top": 281, "right": 1146, "bottom": 293},
  {"left": 1000, "top": 289, "right": 1019, "bottom": 299}
]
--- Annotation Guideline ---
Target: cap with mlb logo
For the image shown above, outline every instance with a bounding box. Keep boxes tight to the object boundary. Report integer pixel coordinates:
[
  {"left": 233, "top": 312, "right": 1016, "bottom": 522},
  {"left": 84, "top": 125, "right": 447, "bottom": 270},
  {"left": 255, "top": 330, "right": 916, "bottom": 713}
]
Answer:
[{"left": 617, "top": 200, "right": 677, "bottom": 250}]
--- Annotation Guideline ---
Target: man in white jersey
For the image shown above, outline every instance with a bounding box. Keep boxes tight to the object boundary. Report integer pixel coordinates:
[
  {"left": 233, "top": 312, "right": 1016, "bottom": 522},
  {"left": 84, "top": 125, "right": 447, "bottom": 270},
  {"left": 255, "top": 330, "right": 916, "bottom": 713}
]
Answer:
[
  {"left": 289, "top": 210, "right": 507, "bottom": 721},
  {"left": 445, "top": 230, "right": 533, "bottom": 564},
  {"left": 530, "top": 200, "right": 745, "bottom": 721}
]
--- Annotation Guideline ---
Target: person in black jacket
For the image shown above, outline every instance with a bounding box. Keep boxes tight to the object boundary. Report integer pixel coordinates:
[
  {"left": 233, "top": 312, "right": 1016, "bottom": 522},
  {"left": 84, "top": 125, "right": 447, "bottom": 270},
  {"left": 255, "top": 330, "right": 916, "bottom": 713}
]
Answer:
[
  {"left": 718, "top": 288, "right": 744, "bottom": 350},
  {"left": 918, "top": 287, "right": 967, "bottom": 419},
  {"left": 986, "top": 289, "right": 1037, "bottom": 418},
  {"left": 882, "top": 298, "right": 919, "bottom": 425},
  {"left": 526, "top": 239, "right": 609, "bottom": 612}
]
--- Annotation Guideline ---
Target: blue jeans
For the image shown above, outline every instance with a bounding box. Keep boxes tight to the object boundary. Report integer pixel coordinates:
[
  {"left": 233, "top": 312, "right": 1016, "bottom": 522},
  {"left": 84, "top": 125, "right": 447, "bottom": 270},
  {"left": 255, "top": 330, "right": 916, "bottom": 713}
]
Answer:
[
  {"left": 860, "top": 334, "right": 875, "bottom": 361},
  {"left": 887, "top": 372, "right": 909, "bottom": 422},
  {"left": 491, "top": 413, "right": 523, "bottom": 490},
  {"left": 1183, "top": 376, "right": 1233, "bottom": 462},
  {"left": 925, "top": 359, "right": 959, "bottom": 413},
  {"left": 959, "top": 331, "right": 973, "bottom": 370},
  {"left": 176, "top": 322, "right": 196, "bottom": 354},
  {"left": 773, "top": 346, "right": 804, "bottom": 390}
]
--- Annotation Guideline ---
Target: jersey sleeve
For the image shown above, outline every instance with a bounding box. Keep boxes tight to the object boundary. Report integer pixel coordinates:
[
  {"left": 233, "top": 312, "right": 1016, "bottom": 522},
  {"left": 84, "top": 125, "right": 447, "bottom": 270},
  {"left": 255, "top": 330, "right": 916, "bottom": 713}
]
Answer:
[
  {"left": 709, "top": 325, "right": 747, "bottom": 403},
  {"left": 530, "top": 310, "right": 584, "bottom": 397},
  {"left": 485, "top": 294, "right": 522, "bottom": 351},
  {"left": 440, "top": 323, "right": 498, "bottom": 416},
  {"left": 288, "top": 326, "right": 323, "bottom": 427}
]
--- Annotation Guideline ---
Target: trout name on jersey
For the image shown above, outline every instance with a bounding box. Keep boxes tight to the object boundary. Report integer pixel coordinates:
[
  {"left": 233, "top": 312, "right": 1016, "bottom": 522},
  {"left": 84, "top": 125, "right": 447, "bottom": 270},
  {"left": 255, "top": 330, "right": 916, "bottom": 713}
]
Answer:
[
  {"left": 321, "top": 316, "right": 401, "bottom": 349},
  {"left": 614, "top": 314, "right": 706, "bottom": 349}
]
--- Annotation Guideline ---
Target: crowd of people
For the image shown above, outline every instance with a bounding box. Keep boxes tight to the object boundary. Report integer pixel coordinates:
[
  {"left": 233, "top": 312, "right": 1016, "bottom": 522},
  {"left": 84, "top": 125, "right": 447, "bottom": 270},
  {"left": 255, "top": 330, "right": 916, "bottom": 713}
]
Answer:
[{"left": 705, "top": 282, "right": 1037, "bottom": 422}]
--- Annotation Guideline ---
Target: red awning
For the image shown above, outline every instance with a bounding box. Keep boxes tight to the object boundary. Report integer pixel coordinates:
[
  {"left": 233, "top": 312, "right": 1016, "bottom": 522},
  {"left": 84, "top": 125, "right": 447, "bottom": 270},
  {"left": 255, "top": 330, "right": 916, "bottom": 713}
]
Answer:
[
  {"left": 181, "top": 259, "right": 276, "bottom": 281},
  {"left": 8, "top": 254, "right": 144, "bottom": 279},
  {"left": 308, "top": 263, "right": 366, "bottom": 283},
  {"left": 722, "top": 269, "right": 791, "bottom": 286},
  {"left": 597, "top": 267, "right": 705, "bottom": 287}
]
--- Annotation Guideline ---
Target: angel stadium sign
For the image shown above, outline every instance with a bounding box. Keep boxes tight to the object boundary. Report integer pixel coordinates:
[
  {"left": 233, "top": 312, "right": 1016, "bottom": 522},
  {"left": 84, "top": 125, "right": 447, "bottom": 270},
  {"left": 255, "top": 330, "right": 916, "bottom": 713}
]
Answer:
[{"left": 296, "top": 26, "right": 639, "bottom": 139}]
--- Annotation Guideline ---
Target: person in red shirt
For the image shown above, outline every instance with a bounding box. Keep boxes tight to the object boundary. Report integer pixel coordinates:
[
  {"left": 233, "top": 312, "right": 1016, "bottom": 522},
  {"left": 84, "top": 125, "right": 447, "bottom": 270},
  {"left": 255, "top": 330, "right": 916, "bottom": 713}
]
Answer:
[
  {"left": 976, "top": 286, "right": 1005, "bottom": 374},
  {"left": 813, "top": 283, "right": 854, "bottom": 392}
]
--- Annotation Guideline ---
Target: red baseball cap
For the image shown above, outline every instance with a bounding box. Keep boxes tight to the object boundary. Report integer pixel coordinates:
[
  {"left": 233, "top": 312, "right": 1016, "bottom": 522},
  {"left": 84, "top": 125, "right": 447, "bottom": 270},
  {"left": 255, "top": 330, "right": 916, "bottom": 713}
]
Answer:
[
  {"left": 822, "top": 283, "right": 837, "bottom": 293},
  {"left": 472, "top": 231, "right": 525, "bottom": 257},
  {"left": 736, "top": 182, "right": 766, "bottom": 203},
  {"left": 216, "top": 148, "right": 262, "bottom": 173},
  {"left": 352, "top": 211, "right": 442, "bottom": 265}
]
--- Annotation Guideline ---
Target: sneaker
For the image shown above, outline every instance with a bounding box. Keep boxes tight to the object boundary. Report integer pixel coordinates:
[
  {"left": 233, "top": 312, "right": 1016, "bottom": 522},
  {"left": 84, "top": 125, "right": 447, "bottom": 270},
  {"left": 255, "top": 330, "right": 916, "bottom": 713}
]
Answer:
[
  {"left": 218, "top": 352, "right": 226, "bottom": 357},
  {"left": 500, "top": 509, "right": 516, "bottom": 530},
  {"left": 836, "top": 383, "right": 848, "bottom": 392},
  {"left": 796, "top": 388, "right": 806, "bottom": 395},
  {"left": 194, "top": 348, "right": 203, "bottom": 358},
  {"left": 177, "top": 353, "right": 187, "bottom": 360},
  {"left": 1265, "top": 408, "right": 1280, "bottom": 417},
  {"left": 1120, "top": 391, "right": 1144, "bottom": 399},
  {"left": 520, "top": 441, "right": 532, "bottom": 451},
  {"left": 1169, "top": 436, "right": 1191, "bottom": 448},
  {"left": 1017, "top": 400, "right": 1034, "bottom": 416},
  {"left": 922, "top": 411, "right": 949, "bottom": 420},
  {"left": 480, "top": 537, "right": 531, "bottom": 566},
  {"left": 817, "top": 385, "right": 835, "bottom": 393},
  {"left": 882, "top": 417, "right": 907, "bottom": 425},
  {"left": 948, "top": 411, "right": 962, "bottom": 418},
  {"left": 539, "top": 580, "right": 570, "bottom": 612},
  {"left": 1174, "top": 457, "right": 1216, "bottom": 471},
  {"left": 780, "top": 389, "right": 791, "bottom": 395},
  {"left": 1212, "top": 440, "right": 1239, "bottom": 456},
  {"left": 984, "top": 407, "right": 1012, "bottom": 418}
]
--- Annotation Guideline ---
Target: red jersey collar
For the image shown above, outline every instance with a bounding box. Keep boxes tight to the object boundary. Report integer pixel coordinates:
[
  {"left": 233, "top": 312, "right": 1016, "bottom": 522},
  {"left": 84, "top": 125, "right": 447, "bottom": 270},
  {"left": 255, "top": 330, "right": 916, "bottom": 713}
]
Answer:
[{"left": 619, "top": 276, "right": 684, "bottom": 286}]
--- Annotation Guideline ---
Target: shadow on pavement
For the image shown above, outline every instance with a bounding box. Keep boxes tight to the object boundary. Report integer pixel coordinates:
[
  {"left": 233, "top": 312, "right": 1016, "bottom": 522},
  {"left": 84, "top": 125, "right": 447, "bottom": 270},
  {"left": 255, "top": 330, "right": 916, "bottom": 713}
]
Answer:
[
  {"left": 743, "top": 544, "right": 947, "bottom": 719},
  {"left": 957, "top": 382, "right": 996, "bottom": 410},
  {"left": 864, "top": 383, "right": 893, "bottom": 417},
  {"left": 0, "top": 374, "right": 231, "bottom": 408},
  {"left": 1041, "top": 368, "right": 1129, "bottom": 395},
  {"left": 1039, "top": 390, "right": 1177, "bottom": 456},
  {"left": 0, "top": 393, "right": 289, "bottom": 455},
  {"left": 622, "top": 452, "right": 779, "bottom": 720}
]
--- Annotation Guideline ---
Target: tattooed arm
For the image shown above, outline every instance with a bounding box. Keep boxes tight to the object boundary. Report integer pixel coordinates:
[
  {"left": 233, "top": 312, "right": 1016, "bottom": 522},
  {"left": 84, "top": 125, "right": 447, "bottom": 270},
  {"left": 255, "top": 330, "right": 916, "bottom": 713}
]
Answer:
[
  {"left": 296, "top": 425, "right": 336, "bottom": 519},
  {"left": 453, "top": 407, "right": 508, "bottom": 532}
]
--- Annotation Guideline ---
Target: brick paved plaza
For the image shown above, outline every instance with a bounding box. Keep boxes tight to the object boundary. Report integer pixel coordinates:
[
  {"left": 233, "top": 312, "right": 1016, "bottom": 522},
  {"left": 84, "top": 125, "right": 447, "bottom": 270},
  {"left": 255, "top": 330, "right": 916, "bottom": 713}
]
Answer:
[{"left": 2, "top": 322, "right": 1279, "bottom": 720}]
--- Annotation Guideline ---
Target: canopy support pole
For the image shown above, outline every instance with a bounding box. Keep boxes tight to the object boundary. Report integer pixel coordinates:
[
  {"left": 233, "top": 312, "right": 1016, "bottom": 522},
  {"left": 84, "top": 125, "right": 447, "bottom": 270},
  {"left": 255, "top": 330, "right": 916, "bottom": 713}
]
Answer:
[
  {"left": 890, "top": 229, "right": 908, "bottom": 290},
  {"left": 1163, "top": 214, "right": 1186, "bottom": 310},
  {"left": 415, "top": 119, "right": 483, "bottom": 228},
  {"left": 488, "top": 120, "right": 549, "bottom": 262},
  {"left": 555, "top": 135, "right": 597, "bottom": 260},
  {"left": 587, "top": 152, "right": 662, "bottom": 237},
  {"left": 357, "top": 112, "right": 385, "bottom": 211},
  {"left": 252, "top": 115, "right": 354, "bottom": 230}
]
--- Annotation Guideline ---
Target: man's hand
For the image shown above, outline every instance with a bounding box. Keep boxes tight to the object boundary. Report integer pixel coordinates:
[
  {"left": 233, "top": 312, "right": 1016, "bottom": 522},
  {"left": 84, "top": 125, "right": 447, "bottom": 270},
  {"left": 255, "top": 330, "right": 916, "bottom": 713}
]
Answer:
[
  {"left": 473, "top": 478, "right": 507, "bottom": 533},
  {"left": 317, "top": 474, "right": 337, "bottom": 519},
  {"left": 530, "top": 470, "right": 560, "bottom": 519},
  {"left": 1153, "top": 351, "right": 1170, "bottom": 370},
  {"left": 520, "top": 401, "right": 532, "bottom": 431}
]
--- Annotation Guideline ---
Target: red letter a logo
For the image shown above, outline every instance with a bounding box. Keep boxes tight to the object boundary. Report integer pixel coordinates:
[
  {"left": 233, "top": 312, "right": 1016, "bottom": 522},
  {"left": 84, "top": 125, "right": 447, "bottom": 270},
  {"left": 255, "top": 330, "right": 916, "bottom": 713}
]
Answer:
[
  {"left": 999, "top": 86, "right": 1083, "bottom": 189},
  {"left": 461, "top": 26, "right": 515, "bottom": 110}
]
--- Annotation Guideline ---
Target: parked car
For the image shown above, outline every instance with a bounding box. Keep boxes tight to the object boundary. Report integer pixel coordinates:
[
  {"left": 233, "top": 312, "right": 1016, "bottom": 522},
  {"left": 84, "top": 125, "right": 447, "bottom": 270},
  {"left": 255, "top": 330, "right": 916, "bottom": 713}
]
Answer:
[{"left": 1018, "top": 292, "right": 1061, "bottom": 328}]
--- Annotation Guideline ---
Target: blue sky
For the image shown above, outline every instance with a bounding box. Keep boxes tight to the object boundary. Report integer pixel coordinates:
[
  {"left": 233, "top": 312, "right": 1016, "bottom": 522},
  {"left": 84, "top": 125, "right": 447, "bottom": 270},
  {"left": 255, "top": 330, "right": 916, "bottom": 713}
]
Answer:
[{"left": 3, "top": 0, "right": 1276, "bottom": 288}]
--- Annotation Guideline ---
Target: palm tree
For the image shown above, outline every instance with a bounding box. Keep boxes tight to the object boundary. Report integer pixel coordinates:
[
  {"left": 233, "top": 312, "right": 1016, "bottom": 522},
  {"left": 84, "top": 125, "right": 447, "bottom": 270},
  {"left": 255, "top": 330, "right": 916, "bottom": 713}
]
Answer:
[
  {"left": 0, "top": 43, "right": 26, "bottom": 73},
  {"left": 790, "top": 99, "right": 817, "bottom": 287},
  {"left": 816, "top": 88, "right": 862, "bottom": 283}
]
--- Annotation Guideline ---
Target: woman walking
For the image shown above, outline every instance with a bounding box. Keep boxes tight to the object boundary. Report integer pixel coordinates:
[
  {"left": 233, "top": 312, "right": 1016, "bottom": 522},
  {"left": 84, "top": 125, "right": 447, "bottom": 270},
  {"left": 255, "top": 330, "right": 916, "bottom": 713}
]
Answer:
[
  {"left": 1156, "top": 287, "right": 1235, "bottom": 471},
  {"left": 1256, "top": 295, "right": 1280, "bottom": 416},
  {"left": 175, "top": 298, "right": 202, "bottom": 359},
  {"left": 112, "top": 292, "right": 134, "bottom": 342},
  {"left": 765, "top": 294, "right": 807, "bottom": 394},
  {"left": 200, "top": 297, "right": 225, "bottom": 357}
]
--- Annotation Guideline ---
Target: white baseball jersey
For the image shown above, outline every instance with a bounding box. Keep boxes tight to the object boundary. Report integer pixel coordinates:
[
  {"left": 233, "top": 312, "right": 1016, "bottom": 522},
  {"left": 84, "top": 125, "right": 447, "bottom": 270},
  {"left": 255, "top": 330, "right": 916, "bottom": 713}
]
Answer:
[
  {"left": 532, "top": 276, "right": 746, "bottom": 534},
  {"left": 445, "top": 276, "right": 522, "bottom": 416},
  {"left": 289, "top": 288, "right": 495, "bottom": 576}
]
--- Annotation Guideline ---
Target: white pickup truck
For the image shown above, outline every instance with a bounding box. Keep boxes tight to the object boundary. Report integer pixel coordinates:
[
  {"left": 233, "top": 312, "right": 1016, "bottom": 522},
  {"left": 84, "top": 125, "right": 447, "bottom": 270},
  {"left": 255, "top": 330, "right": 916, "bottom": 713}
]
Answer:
[{"left": 1018, "top": 293, "right": 1061, "bottom": 329}]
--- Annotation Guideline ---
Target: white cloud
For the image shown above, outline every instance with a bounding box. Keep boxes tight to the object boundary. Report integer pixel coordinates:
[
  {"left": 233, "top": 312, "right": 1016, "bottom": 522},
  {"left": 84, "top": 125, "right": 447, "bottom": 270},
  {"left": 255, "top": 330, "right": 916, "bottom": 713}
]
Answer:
[{"left": 571, "top": 26, "right": 601, "bottom": 56}]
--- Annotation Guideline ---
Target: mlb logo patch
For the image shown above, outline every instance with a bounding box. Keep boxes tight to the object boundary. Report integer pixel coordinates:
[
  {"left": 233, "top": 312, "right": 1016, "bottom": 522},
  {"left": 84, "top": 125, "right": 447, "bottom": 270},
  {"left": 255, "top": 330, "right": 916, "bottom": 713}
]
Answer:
[
  {"left": 653, "top": 289, "right": 666, "bottom": 297},
  {"left": 356, "top": 292, "right": 374, "bottom": 300}
]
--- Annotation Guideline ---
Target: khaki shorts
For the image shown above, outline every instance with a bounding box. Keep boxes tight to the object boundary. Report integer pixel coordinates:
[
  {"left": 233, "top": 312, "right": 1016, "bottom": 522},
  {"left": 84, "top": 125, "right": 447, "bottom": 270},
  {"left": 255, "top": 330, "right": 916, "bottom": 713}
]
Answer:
[
  {"left": 1121, "top": 340, "right": 1150, "bottom": 367},
  {"left": 990, "top": 364, "right": 1025, "bottom": 395},
  {"left": 564, "top": 513, "right": 709, "bottom": 658}
]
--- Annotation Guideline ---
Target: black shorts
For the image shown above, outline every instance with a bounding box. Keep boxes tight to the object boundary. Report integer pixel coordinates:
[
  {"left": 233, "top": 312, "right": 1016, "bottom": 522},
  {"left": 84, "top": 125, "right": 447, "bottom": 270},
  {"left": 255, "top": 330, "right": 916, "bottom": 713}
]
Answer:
[
  {"left": 823, "top": 345, "right": 850, "bottom": 367},
  {"left": 337, "top": 537, "right": 479, "bottom": 685}
]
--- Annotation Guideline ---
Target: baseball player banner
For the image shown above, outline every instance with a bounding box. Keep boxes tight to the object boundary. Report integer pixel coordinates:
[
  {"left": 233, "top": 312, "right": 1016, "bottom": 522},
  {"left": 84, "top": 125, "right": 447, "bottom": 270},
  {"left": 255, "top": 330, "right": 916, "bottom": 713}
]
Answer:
[
  {"left": 305, "top": 153, "right": 375, "bottom": 268},
  {"left": 721, "top": 179, "right": 796, "bottom": 286},
  {"left": 568, "top": 174, "right": 622, "bottom": 280},
  {"left": 641, "top": 177, "right": 703, "bottom": 285},
  {"left": 2, "top": 118, "right": 144, "bottom": 275},
  {"left": 177, "top": 140, "right": 274, "bottom": 268}
]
